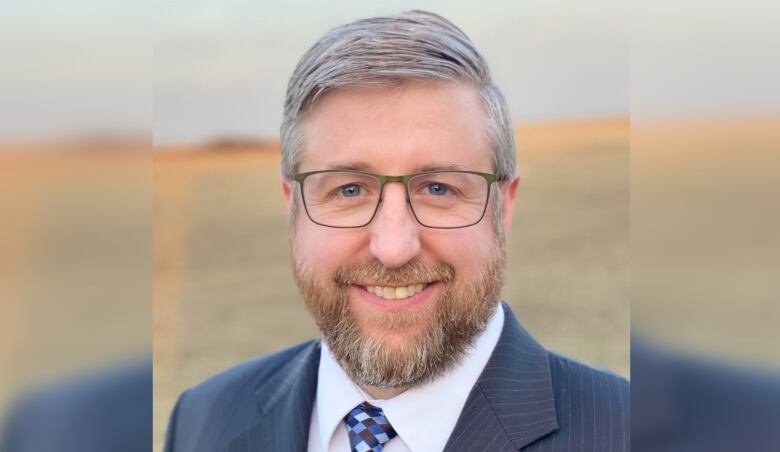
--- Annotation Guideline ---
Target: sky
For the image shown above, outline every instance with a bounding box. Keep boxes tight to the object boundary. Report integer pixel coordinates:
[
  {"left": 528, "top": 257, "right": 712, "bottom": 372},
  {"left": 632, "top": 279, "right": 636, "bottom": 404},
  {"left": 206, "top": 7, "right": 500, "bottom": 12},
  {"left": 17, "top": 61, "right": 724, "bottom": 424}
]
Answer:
[
  {"left": 153, "top": 0, "right": 628, "bottom": 144},
  {"left": 3, "top": 1, "right": 775, "bottom": 144}
]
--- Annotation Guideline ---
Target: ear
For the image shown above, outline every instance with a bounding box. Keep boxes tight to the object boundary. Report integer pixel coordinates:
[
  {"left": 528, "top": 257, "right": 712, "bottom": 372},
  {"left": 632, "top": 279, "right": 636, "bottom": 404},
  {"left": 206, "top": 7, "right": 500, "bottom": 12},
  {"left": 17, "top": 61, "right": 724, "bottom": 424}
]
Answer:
[
  {"left": 282, "top": 178, "right": 294, "bottom": 213},
  {"left": 499, "top": 176, "right": 520, "bottom": 234}
]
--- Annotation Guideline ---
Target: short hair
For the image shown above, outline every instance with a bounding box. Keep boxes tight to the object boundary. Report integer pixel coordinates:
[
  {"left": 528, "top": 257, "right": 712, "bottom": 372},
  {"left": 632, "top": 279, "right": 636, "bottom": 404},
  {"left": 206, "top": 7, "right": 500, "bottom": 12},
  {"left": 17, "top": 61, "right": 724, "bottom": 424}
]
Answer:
[{"left": 280, "top": 10, "right": 517, "bottom": 182}]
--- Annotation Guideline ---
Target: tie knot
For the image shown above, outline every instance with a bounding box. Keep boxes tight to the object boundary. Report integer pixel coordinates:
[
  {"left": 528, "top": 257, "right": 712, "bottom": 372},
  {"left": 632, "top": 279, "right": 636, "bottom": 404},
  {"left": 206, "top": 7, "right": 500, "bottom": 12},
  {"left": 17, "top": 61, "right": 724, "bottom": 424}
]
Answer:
[{"left": 344, "top": 402, "right": 398, "bottom": 452}]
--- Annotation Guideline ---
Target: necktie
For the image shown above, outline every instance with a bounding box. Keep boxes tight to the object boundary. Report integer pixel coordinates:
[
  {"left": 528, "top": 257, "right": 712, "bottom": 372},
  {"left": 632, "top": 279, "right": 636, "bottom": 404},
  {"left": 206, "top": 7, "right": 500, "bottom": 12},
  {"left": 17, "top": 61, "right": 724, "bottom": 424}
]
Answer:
[{"left": 343, "top": 402, "right": 398, "bottom": 452}]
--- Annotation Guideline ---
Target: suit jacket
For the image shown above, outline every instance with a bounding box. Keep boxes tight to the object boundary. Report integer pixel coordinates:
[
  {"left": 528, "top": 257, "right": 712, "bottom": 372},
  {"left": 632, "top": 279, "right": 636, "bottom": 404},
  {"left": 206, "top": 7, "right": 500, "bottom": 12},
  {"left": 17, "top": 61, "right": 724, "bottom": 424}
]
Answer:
[{"left": 164, "top": 303, "right": 629, "bottom": 451}]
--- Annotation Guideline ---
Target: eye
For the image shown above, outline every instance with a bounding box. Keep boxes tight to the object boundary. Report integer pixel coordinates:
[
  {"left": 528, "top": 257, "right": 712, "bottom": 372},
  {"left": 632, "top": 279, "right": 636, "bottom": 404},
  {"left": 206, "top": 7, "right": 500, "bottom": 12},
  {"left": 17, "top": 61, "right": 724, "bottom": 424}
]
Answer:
[
  {"left": 340, "top": 184, "right": 362, "bottom": 197},
  {"left": 427, "top": 183, "right": 449, "bottom": 196}
]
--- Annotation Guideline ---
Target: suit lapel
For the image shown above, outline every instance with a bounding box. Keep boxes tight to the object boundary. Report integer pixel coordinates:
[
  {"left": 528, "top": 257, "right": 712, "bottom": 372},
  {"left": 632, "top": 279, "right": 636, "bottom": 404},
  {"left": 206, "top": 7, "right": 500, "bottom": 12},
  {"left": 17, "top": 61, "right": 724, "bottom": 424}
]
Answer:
[
  {"left": 444, "top": 302, "right": 559, "bottom": 451},
  {"left": 228, "top": 341, "right": 321, "bottom": 452},
  {"left": 226, "top": 303, "right": 557, "bottom": 452}
]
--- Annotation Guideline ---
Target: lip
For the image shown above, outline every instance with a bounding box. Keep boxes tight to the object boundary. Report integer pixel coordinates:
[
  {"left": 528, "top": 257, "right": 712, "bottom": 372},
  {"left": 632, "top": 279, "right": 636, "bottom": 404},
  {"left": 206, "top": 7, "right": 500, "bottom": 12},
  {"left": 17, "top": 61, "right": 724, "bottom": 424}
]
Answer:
[{"left": 352, "top": 282, "right": 441, "bottom": 310}]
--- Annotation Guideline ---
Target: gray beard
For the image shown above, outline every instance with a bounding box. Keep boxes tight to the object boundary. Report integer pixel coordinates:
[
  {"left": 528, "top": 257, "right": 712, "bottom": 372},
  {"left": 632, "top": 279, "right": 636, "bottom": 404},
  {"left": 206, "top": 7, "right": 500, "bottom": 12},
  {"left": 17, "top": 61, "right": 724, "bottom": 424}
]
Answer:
[{"left": 293, "top": 246, "right": 505, "bottom": 392}]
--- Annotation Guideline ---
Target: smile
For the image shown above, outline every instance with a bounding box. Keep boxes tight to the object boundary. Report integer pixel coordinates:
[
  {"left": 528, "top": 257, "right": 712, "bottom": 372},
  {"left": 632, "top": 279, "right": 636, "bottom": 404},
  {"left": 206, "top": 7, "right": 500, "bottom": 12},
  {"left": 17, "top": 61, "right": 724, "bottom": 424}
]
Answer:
[{"left": 361, "top": 283, "right": 431, "bottom": 300}]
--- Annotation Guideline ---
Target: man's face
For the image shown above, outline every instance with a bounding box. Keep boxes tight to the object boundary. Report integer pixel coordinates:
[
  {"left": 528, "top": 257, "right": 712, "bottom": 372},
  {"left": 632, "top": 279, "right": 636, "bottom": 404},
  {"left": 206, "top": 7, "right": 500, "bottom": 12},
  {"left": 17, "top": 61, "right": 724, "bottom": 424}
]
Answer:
[{"left": 284, "top": 81, "right": 518, "bottom": 390}]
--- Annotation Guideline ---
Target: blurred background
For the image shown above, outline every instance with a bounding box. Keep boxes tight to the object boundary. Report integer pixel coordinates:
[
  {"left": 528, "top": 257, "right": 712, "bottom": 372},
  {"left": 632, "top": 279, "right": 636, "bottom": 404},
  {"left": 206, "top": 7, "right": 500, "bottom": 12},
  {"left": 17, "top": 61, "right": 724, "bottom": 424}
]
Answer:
[
  {"left": 1, "top": 1, "right": 152, "bottom": 451},
  {"left": 630, "top": 2, "right": 779, "bottom": 450}
]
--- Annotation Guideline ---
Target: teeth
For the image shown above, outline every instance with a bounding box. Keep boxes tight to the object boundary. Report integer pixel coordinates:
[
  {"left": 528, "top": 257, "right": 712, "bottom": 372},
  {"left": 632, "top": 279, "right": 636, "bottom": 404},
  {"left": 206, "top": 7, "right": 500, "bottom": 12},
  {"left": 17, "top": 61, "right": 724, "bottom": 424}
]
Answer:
[{"left": 366, "top": 283, "right": 428, "bottom": 300}]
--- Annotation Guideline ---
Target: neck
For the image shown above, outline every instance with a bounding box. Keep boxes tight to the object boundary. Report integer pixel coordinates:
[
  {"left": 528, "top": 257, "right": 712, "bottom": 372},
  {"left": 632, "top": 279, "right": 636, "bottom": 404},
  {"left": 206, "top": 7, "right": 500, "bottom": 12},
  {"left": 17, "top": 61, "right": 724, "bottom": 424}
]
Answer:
[{"left": 362, "top": 384, "right": 405, "bottom": 400}]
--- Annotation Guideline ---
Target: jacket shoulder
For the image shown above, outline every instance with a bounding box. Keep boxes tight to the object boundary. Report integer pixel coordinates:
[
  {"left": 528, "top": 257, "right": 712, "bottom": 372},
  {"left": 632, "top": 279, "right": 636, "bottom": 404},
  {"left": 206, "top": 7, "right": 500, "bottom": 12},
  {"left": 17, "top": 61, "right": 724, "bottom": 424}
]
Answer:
[
  {"left": 187, "top": 340, "right": 316, "bottom": 400},
  {"left": 548, "top": 351, "right": 629, "bottom": 391},
  {"left": 164, "top": 340, "right": 319, "bottom": 452},
  {"left": 546, "top": 352, "right": 630, "bottom": 450}
]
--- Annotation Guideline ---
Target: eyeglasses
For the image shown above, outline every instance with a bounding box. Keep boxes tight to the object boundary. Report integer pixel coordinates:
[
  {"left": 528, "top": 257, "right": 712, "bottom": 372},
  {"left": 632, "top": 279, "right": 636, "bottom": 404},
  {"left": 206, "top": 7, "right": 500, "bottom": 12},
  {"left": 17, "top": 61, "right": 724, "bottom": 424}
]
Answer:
[{"left": 293, "top": 170, "right": 498, "bottom": 229}]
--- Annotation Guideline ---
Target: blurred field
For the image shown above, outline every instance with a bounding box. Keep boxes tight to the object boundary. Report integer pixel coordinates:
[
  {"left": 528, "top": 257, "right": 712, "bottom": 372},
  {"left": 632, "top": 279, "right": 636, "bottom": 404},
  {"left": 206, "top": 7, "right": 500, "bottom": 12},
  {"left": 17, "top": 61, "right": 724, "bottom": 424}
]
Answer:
[
  {"left": 1, "top": 143, "right": 151, "bottom": 430},
  {"left": 152, "top": 117, "right": 629, "bottom": 448},
  {"left": 633, "top": 118, "right": 780, "bottom": 364}
]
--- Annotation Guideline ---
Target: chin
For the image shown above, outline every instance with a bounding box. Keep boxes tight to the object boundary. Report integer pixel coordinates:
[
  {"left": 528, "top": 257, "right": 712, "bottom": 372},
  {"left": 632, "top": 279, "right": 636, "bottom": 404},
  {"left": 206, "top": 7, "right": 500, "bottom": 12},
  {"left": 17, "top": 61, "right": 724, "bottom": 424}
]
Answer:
[
  {"left": 367, "top": 327, "right": 427, "bottom": 352},
  {"left": 350, "top": 310, "right": 430, "bottom": 350},
  {"left": 352, "top": 298, "right": 436, "bottom": 335}
]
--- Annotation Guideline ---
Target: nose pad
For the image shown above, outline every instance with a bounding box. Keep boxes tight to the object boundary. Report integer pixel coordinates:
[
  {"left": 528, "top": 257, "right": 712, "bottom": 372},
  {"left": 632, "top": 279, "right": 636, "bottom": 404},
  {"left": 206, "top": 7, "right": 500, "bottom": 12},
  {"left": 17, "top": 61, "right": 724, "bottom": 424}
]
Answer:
[
  {"left": 369, "top": 183, "right": 421, "bottom": 269},
  {"left": 376, "top": 181, "right": 411, "bottom": 206},
  {"left": 374, "top": 182, "right": 413, "bottom": 222}
]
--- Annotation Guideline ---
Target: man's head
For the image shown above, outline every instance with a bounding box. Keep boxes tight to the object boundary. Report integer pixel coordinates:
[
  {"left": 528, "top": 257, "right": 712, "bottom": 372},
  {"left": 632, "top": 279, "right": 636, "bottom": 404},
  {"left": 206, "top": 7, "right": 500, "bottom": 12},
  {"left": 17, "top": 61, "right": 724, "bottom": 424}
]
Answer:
[{"left": 281, "top": 11, "right": 520, "bottom": 394}]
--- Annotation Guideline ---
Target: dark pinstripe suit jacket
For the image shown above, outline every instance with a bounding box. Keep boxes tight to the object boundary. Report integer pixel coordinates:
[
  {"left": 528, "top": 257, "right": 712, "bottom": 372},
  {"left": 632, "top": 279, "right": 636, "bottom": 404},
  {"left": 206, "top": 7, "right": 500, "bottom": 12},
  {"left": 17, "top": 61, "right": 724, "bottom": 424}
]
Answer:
[{"left": 164, "top": 303, "right": 629, "bottom": 451}]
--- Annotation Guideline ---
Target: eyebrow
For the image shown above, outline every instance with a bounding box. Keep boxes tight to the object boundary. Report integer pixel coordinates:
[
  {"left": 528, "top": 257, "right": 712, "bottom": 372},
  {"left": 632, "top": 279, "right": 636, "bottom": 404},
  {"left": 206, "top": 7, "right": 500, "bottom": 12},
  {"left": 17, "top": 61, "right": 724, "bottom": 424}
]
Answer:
[
  {"left": 323, "top": 161, "right": 468, "bottom": 174},
  {"left": 415, "top": 163, "right": 468, "bottom": 173},
  {"left": 325, "top": 162, "right": 373, "bottom": 172}
]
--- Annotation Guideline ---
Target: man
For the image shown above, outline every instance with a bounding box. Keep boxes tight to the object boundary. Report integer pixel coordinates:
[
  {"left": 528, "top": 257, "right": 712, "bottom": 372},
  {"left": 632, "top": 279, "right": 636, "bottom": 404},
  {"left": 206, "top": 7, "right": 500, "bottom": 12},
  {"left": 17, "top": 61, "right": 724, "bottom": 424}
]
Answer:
[{"left": 165, "top": 10, "right": 629, "bottom": 452}]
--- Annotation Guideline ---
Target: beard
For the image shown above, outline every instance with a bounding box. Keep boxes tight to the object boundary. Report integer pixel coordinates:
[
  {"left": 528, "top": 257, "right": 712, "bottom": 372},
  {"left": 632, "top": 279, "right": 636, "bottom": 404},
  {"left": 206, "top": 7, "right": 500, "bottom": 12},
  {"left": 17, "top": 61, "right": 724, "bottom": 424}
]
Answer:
[{"left": 292, "top": 226, "right": 506, "bottom": 392}]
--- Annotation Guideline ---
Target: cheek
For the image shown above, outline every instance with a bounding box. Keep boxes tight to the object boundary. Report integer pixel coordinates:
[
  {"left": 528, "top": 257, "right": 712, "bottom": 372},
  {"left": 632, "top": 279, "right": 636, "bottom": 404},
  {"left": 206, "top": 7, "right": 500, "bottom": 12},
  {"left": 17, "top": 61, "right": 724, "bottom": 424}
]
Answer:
[
  {"left": 422, "top": 226, "right": 494, "bottom": 273},
  {"left": 294, "top": 222, "right": 367, "bottom": 276}
]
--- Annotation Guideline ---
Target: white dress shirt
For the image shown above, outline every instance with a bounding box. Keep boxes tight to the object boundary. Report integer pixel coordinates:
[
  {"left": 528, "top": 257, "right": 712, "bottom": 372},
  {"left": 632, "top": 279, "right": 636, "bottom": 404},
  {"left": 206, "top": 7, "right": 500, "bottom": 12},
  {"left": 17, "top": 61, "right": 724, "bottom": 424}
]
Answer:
[{"left": 307, "top": 302, "right": 504, "bottom": 452}]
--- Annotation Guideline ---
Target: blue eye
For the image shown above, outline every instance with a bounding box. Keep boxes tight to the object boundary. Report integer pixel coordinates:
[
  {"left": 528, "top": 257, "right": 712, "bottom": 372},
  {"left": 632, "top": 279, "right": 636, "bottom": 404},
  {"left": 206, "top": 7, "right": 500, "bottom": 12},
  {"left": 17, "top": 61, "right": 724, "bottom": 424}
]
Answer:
[
  {"left": 427, "top": 183, "right": 449, "bottom": 196},
  {"left": 340, "top": 185, "right": 361, "bottom": 197}
]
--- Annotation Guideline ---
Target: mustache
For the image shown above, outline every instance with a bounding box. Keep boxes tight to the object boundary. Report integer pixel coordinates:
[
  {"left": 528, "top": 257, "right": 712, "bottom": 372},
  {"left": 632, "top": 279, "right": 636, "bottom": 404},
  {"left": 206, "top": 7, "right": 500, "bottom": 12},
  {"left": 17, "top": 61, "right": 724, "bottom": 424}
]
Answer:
[{"left": 334, "top": 258, "right": 455, "bottom": 287}]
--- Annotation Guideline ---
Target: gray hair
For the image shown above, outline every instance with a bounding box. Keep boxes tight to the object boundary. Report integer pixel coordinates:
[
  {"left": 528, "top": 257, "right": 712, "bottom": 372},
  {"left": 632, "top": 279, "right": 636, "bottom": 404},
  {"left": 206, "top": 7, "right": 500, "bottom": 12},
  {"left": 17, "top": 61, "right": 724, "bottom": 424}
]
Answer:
[{"left": 280, "top": 10, "right": 516, "bottom": 182}]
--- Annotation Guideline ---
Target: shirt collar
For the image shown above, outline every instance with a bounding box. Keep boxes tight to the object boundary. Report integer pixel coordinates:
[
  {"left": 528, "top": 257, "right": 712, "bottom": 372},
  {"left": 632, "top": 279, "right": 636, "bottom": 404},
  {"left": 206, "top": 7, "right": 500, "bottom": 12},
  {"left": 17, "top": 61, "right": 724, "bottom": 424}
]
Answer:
[
  {"left": 315, "top": 340, "right": 366, "bottom": 451},
  {"left": 315, "top": 302, "right": 504, "bottom": 452}
]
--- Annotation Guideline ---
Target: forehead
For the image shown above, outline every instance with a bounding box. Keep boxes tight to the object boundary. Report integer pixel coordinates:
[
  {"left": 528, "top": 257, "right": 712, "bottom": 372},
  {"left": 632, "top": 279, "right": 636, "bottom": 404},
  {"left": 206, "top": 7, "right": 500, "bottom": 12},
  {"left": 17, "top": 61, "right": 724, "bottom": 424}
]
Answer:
[{"left": 299, "top": 81, "right": 493, "bottom": 174}]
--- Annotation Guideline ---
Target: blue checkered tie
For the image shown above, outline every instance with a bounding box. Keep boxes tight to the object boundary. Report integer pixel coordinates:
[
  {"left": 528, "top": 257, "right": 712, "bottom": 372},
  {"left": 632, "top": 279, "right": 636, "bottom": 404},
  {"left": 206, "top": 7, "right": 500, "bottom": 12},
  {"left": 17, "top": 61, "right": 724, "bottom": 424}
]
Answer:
[{"left": 343, "top": 402, "right": 398, "bottom": 452}]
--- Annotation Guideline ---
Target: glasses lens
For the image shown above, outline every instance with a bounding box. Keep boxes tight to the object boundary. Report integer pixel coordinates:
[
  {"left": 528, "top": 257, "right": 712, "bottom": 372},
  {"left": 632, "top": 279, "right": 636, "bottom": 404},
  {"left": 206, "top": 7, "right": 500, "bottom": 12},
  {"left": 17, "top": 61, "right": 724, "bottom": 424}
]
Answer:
[
  {"left": 408, "top": 172, "right": 490, "bottom": 227},
  {"left": 302, "top": 172, "right": 381, "bottom": 227}
]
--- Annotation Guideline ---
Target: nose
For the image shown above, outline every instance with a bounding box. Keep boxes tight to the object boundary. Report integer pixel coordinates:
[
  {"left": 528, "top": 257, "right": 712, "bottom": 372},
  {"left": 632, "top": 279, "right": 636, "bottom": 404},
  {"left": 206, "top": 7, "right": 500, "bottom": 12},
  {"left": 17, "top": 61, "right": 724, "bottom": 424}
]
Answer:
[{"left": 368, "top": 182, "right": 421, "bottom": 269}]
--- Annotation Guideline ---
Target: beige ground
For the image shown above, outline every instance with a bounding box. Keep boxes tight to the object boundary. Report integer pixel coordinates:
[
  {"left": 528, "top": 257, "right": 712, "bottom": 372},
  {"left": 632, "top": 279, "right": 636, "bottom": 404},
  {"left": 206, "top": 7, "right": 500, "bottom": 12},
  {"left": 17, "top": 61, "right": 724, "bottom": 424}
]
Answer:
[{"left": 152, "top": 117, "right": 630, "bottom": 448}]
